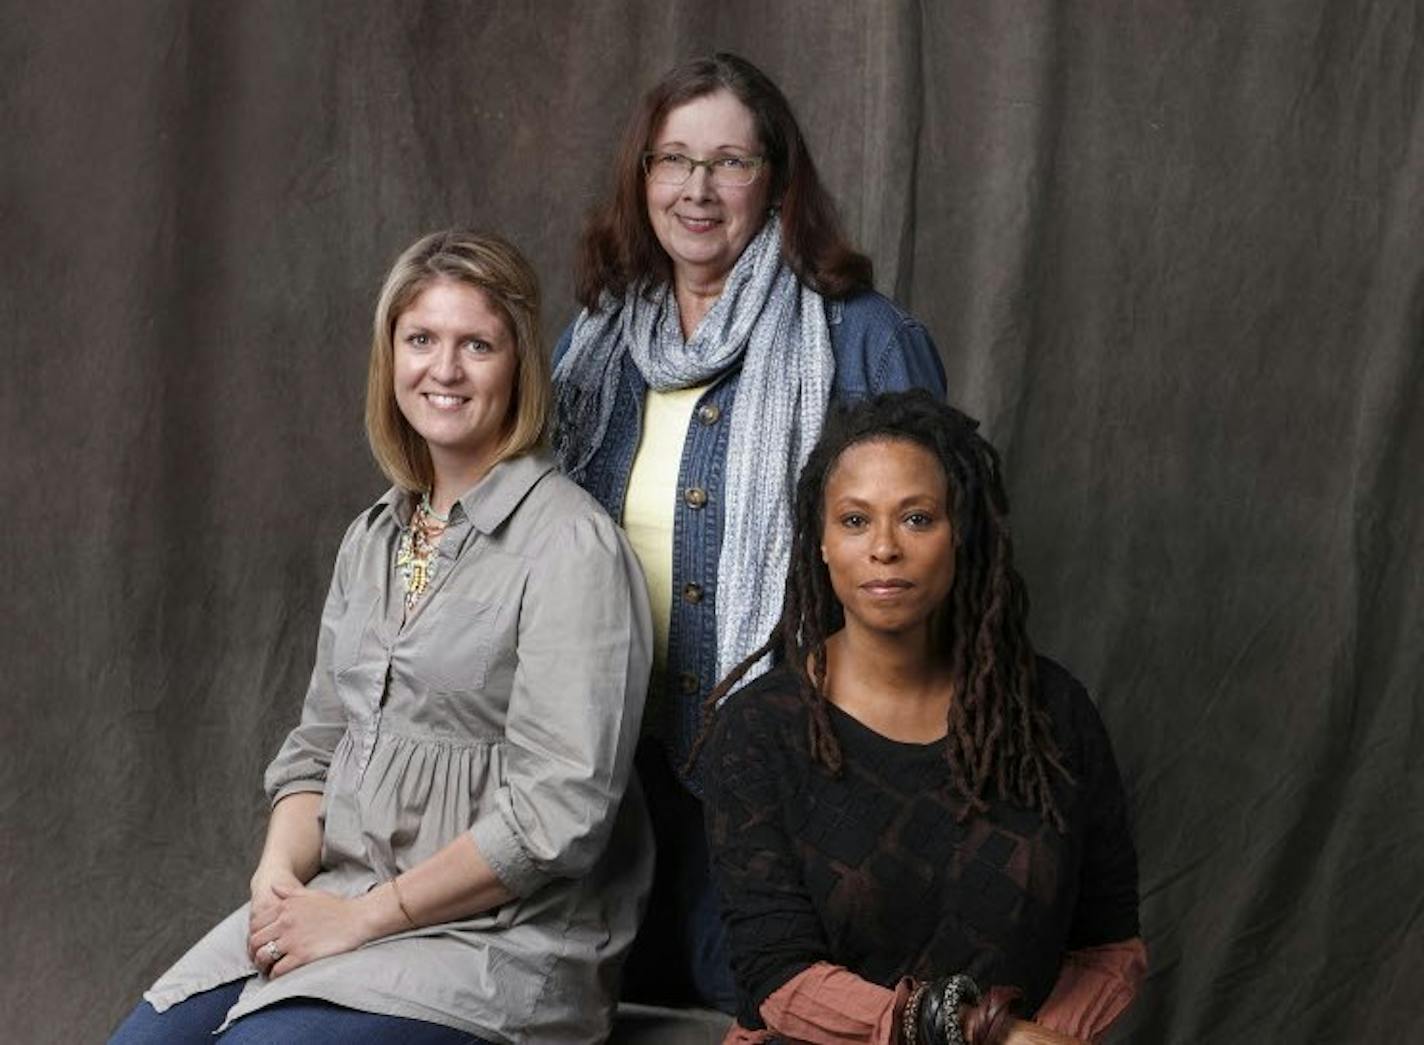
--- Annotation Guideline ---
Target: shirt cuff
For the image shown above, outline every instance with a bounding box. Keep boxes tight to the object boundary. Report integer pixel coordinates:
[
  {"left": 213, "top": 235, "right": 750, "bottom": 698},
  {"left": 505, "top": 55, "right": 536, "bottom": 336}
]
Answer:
[
  {"left": 1035, "top": 937, "right": 1148, "bottom": 1043},
  {"left": 469, "top": 805, "right": 549, "bottom": 898},
  {"left": 269, "top": 780, "right": 325, "bottom": 808},
  {"left": 757, "top": 961, "right": 909, "bottom": 1044}
]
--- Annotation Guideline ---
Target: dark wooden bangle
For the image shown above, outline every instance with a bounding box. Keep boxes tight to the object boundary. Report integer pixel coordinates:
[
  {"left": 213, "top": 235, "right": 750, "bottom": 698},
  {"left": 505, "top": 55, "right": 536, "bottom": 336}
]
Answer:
[{"left": 962, "top": 985, "right": 1022, "bottom": 1045}]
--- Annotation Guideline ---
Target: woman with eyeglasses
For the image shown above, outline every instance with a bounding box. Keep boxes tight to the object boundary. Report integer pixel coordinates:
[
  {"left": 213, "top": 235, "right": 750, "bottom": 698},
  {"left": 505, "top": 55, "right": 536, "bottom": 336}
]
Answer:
[{"left": 552, "top": 53, "right": 947, "bottom": 1012}]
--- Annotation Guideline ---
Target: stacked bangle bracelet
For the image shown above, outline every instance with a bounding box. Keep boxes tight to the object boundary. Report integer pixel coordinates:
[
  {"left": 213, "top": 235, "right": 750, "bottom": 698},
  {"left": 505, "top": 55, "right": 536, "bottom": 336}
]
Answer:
[
  {"left": 902, "top": 982, "right": 929, "bottom": 1044},
  {"left": 938, "top": 974, "right": 982, "bottom": 1045},
  {"left": 900, "top": 972, "right": 985, "bottom": 1045}
]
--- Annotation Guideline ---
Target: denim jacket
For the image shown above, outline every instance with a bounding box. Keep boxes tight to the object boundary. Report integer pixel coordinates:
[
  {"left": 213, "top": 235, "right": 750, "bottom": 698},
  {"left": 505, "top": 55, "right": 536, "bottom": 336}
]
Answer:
[{"left": 553, "top": 290, "right": 947, "bottom": 783}]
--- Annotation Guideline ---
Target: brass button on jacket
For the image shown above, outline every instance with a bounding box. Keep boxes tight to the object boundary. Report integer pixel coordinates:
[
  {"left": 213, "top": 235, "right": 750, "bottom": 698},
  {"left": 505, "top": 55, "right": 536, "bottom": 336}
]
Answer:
[
  {"left": 678, "top": 672, "right": 699, "bottom": 694},
  {"left": 684, "top": 487, "right": 708, "bottom": 509},
  {"left": 696, "top": 403, "right": 721, "bottom": 426},
  {"left": 682, "top": 582, "right": 703, "bottom": 604}
]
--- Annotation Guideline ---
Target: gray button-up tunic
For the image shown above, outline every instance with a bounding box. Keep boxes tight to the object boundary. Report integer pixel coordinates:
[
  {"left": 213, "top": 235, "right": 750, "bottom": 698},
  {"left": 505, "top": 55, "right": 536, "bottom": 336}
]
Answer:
[{"left": 144, "top": 451, "right": 654, "bottom": 1044}]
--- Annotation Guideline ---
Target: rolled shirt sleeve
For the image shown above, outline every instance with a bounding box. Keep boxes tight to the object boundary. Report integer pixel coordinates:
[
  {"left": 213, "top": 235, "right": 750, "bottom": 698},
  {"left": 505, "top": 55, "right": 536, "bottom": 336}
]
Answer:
[{"left": 470, "top": 512, "right": 652, "bottom": 897}]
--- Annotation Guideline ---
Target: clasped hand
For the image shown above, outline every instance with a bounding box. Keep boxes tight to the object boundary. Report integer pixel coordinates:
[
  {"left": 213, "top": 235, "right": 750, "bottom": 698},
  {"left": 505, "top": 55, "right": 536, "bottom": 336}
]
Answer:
[{"left": 248, "top": 875, "right": 377, "bottom": 978}]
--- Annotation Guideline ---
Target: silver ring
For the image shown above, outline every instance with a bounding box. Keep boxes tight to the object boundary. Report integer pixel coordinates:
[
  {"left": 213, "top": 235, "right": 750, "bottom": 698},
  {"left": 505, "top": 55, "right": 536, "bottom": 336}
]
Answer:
[{"left": 262, "top": 940, "right": 282, "bottom": 963}]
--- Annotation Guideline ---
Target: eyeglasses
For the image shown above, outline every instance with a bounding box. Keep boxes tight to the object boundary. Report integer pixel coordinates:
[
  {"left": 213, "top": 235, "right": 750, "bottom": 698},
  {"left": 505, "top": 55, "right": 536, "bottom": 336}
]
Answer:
[{"left": 642, "top": 151, "right": 767, "bottom": 188}]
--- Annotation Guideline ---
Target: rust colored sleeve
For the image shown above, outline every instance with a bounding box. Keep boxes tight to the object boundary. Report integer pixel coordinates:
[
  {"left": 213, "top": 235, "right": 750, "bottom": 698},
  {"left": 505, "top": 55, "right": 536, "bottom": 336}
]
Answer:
[
  {"left": 733, "top": 961, "right": 914, "bottom": 1044},
  {"left": 1033, "top": 938, "right": 1148, "bottom": 1044}
]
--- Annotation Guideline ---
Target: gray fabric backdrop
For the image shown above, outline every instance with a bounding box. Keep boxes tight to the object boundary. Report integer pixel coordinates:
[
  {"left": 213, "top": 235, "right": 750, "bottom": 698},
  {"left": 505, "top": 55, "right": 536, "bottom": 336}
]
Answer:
[{"left": 3, "top": 1, "right": 1421, "bottom": 1041}]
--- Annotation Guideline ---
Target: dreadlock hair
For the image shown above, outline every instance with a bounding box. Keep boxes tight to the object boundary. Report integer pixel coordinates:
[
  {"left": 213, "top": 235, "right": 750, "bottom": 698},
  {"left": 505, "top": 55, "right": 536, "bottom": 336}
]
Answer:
[{"left": 685, "top": 388, "right": 1070, "bottom": 830}]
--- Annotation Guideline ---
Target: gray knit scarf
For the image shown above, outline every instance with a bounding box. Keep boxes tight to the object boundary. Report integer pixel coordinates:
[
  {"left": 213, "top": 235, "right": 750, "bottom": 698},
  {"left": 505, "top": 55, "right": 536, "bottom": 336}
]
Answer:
[{"left": 554, "top": 219, "right": 833, "bottom": 691}]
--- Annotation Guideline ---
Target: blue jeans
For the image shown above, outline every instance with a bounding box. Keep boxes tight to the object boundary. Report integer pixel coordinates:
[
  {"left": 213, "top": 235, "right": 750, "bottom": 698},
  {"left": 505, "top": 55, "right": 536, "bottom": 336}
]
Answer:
[
  {"left": 619, "top": 739, "right": 738, "bottom": 1013},
  {"left": 110, "top": 981, "right": 492, "bottom": 1044}
]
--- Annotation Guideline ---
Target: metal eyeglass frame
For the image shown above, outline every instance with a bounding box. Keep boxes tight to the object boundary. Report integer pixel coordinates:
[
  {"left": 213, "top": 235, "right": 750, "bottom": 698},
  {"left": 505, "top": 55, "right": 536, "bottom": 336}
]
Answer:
[{"left": 642, "top": 151, "right": 767, "bottom": 187}]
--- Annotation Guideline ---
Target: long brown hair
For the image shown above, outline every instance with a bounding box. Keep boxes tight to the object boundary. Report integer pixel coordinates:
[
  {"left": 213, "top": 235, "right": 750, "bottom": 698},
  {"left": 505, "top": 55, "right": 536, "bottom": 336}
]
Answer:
[
  {"left": 687, "top": 390, "right": 1070, "bottom": 829},
  {"left": 575, "top": 52, "right": 873, "bottom": 309}
]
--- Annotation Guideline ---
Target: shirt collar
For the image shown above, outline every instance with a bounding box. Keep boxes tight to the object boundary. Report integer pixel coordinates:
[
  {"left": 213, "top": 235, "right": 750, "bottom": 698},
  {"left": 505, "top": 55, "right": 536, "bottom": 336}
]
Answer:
[
  {"left": 367, "top": 449, "right": 556, "bottom": 536},
  {"left": 369, "top": 484, "right": 409, "bottom": 528},
  {"left": 451, "top": 449, "right": 556, "bottom": 535}
]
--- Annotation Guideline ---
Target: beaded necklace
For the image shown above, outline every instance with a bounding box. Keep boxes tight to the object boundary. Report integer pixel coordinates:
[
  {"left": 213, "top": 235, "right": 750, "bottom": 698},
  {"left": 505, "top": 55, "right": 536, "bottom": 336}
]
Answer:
[{"left": 396, "top": 493, "right": 449, "bottom": 610}]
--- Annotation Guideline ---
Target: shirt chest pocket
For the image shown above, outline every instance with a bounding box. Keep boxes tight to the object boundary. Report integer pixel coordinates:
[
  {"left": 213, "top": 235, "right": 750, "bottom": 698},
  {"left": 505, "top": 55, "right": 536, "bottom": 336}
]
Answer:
[
  {"left": 332, "top": 594, "right": 379, "bottom": 679},
  {"left": 411, "top": 596, "right": 499, "bottom": 693}
]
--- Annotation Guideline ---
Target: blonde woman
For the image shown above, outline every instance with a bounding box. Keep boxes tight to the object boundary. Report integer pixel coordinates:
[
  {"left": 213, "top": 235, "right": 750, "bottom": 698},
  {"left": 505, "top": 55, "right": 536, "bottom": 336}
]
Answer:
[{"left": 111, "top": 231, "right": 653, "bottom": 1045}]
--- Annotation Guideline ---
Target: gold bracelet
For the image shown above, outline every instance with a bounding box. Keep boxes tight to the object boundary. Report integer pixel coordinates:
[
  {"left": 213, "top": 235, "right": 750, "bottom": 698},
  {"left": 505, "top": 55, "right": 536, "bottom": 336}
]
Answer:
[{"left": 390, "top": 877, "right": 418, "bottom": 929}]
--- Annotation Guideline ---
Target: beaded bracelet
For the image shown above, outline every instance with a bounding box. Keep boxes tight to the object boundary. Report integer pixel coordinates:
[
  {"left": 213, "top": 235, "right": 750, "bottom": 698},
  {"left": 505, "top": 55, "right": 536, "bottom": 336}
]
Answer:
[
  {"left": 903, "top": 973, "right": 983, "bottom": 1045},
  {"left": 938, "top": 973, "right": 981, "bottom": 1045},
  {"left": 902, "top": 982, "right": 929, "bottom": 1044}
]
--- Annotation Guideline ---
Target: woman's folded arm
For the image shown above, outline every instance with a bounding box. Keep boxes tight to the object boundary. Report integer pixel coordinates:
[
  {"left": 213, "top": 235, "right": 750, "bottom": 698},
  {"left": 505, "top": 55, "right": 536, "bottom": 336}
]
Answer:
[{"left": 468, "top": 511, "right": 651, "bottom": 896}]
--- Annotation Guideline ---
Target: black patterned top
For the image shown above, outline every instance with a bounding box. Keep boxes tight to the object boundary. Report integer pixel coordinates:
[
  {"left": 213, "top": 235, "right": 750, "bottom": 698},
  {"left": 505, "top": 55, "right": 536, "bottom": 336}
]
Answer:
[{"left": 703, "top": 656, "right": 1140, "bottom": 1031}]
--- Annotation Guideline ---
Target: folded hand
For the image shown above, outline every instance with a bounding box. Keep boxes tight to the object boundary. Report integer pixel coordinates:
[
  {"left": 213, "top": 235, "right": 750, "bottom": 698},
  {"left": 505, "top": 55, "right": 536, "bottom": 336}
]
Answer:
[
  {"left": 248, "top": 882, "right": 377, "bottom": 978},
  {"left": 247, "top": 863, "right": 302, "bottom": 953}
]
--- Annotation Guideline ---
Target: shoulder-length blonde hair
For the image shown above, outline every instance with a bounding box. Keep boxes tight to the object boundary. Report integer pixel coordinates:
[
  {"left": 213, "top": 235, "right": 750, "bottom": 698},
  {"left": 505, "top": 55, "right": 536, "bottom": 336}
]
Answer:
[{"left": 365, "top": 229, "right": 549, "bottom": 492}]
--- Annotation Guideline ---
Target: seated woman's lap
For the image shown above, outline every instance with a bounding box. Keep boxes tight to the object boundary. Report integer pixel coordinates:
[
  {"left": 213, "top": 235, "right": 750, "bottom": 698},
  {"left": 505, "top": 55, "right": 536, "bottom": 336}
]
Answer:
[
  {"left": 110, "top": 982, "right": 245, "bottom": 1044},
  {"left": 110, "top": 981, "right": 492, "bottom": 1044}
]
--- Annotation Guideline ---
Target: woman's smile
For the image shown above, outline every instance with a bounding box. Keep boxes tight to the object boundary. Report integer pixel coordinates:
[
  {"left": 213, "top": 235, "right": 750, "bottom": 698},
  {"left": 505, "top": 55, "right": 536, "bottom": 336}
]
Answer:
[
  {"left": 675, "top": 213, "right": 722, "bottom": 233},
  {"left": 392, "top": 278, "right": 517, "bottom": 482},
  {"left": 645, "top": 90, "right": 771, "bottom": 288}
]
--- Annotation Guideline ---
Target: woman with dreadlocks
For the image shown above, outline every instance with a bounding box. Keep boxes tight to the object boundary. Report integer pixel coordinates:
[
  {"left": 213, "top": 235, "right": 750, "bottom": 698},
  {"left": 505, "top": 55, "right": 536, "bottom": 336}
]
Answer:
[{"left": 693, "top": 390, "right": 1145, "bottom": 1045}]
